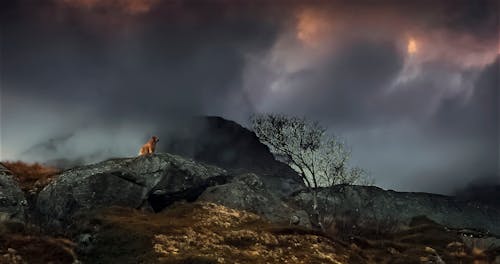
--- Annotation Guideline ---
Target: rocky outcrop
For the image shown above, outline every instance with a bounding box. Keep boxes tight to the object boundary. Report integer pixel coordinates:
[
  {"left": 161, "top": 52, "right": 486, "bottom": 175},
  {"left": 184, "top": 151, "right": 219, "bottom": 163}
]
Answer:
[
  {"left": 36, "top": 154, "right": 228, "bottom": 229},
  {"left": 162, "top": 116, "right": 305, "bottom": 197},
  {"left": 22, "top": 115, "right": 500, "bottom": 245},
  {"left": 36, "top": 152, "right": 310, "bottom": 231},
  {"left": 295, "top": 185, "right": 500, "bottom": 235},
  {"left": 0, "top": 164, "right": 27, "bottom": 222},
  {"left": 198, "top": 173, "right": 310, "bottom": 227}
]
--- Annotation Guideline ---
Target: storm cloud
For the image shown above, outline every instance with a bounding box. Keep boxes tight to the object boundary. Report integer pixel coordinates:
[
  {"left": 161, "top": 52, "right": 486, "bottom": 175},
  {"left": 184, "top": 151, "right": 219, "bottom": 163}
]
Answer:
[{"left": 1, "top": 0, "right": 498, "bottom": 194}]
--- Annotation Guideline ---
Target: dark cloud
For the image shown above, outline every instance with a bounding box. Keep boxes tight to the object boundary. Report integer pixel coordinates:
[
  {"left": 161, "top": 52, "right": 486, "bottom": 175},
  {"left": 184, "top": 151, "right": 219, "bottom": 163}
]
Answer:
[
  {"left": 1, "top": 0, "right": 498, "bottom": 195},
  {"left": 453, "top": 175, "right": 500, "bottom": 208},
  {"left": 1, "top": 1, "right": 279, "bottom": 120},
  {"left": 440, "top": 0, "right": 499, "bottom": 38}
]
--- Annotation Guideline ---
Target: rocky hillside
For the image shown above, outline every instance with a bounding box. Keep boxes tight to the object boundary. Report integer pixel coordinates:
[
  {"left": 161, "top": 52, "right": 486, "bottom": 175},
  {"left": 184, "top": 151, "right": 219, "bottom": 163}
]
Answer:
[
  {"left": 162, "top": 116, "right": 305, "bottom": 197},
  {"left": 68, "top": 203, "right": 500, "bottom": 264},
  {"left": 0, "top": 165, "right": 27, "bottom": 223},
  {"left": 1, "top": 201, "right": 498, "bottom": 263},
  {"left": 1, "top": 116, "right": 499, "bottom": 263},
  {"left": 296, "top": 185, "right": 500, "bottom": 236},
  {"left": 33, "top": 153, "right": 308, "bottom": 231}
]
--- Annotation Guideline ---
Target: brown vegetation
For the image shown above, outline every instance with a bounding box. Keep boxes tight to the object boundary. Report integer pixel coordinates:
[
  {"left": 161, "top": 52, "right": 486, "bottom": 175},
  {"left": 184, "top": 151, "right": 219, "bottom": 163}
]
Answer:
[
  {"left": 1, "top": 161, "right": 60, "bottom": 194},
  {"left": 0, "top": 201, "right": 498, "bottom": 263},
  {"left": 75, "top": 202, "right": 499, "bottom": 264},
  {"left": 340, "top": 215, "right": 497, "bottom": 263},
  {"left": 77, "top": 202, "right": 353, "bottom": 263},
  {"left": 0, "top": 222, "right": 77, "bottom": 264}
]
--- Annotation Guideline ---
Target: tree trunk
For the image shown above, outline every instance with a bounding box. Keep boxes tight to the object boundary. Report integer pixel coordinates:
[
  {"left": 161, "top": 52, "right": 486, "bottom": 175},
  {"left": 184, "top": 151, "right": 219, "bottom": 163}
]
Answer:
[{"left": 310, "top": 191, "right": 324, "bottom": 231}]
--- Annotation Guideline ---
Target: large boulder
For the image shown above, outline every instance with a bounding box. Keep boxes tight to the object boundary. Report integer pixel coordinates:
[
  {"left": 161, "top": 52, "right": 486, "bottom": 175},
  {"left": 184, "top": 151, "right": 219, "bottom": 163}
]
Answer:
[
  {"left": 36, "top": 154, "right": 228, "bottom": 229},
  {"left": 162, "top": 116, "right": 305, "bottom": 197},
  {"left": 0, "top": 164, "right": 27, "bottom": 222},
  {"left": 295, "top": 185, "right": 500, "bottom": 235},
  {"left": 198, "top": 173, "right": 310, "bottom": 227}
]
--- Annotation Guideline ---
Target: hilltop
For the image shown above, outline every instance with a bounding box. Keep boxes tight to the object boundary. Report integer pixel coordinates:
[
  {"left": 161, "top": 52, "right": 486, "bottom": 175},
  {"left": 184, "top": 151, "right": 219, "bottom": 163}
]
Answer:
[{"left": 0, "top": 116, "right": 499, "bottom": 263}]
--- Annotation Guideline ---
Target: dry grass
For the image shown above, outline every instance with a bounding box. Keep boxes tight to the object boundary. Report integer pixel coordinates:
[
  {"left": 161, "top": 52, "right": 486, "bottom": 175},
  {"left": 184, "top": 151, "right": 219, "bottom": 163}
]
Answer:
[
  {"left": 0, "top": 235, "right": 77, "bottom": 264},
  {"left": 75, "top": 202, "right": 500, "bottom": 263},
  {"left": 0, "top": 201, "right": 498, "bottom": 263},
  {"left": 337, "top": 215, "right": 498, "bottom": 264},
  {"left": 77, "top": 202, "right": 354, "bottom": 264},
  {"left": 0, "top": 222, "right": 78, "bottom": 264},
  {"left": 1, "top": 161, "right": 61, "bottom": 194}
]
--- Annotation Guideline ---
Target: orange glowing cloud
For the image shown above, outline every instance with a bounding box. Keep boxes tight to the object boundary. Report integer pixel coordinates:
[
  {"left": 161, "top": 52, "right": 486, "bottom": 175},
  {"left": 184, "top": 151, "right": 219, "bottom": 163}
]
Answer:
[
  {"left": 409, "top": 31, "right": 497, "bottom": 69},
  {"left": 294, "top": 6, "right": 497, "bottom": 70},
  {"left": 296, "top": 9, "right": 333, "bottom": 48},
  {"left": 407, "top": 38, "right": 417, "bottom": 54}
]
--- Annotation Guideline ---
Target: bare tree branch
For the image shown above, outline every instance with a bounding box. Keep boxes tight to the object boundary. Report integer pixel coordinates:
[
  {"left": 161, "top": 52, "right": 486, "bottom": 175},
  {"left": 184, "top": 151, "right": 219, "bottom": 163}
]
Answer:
[{"left": 251, "top": 113, "right": 373, "bottom": 230}]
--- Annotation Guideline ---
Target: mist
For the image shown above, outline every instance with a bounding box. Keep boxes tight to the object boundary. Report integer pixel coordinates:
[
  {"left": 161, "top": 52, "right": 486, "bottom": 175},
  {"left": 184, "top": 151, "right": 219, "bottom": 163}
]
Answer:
[{"left": 1, "top": 0, "right": 498, "bottom": 194}]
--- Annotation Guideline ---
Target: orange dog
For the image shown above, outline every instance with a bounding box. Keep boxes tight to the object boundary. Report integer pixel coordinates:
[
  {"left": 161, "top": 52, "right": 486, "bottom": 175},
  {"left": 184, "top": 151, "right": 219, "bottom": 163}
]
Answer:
[{"left": 138, "top": 136, "right": 159, "bottom": 156}]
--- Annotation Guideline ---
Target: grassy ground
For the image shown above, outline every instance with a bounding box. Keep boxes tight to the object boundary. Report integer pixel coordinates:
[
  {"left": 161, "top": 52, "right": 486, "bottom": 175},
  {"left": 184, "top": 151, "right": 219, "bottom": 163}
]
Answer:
[
  {"left": 75, "top": 202, "right": 498, "bottom": 264},
  {"left": 0, "top": 202, "right": 498, "bottom": 263},
  {"left": 0, "top": 221, "right": 77, "bottom": 264},
  {"left": 77, "top": 202, "right": 354, "bottom": 264}
]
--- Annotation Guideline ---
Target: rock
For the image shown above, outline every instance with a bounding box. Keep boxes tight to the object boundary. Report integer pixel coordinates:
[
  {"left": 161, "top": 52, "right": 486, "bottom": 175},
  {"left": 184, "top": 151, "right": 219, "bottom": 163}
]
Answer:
[
  {"left": 461, "top": 233, "right": 500, "bottom": 251},
  {"left": 162, "top": 116, "right": 305, "bottom": 197},
  {"left": 198, "top": 173, "right": 310, "bottom": 228},
  {"left": 0, "top": 164, "right": 27, "bottom": 223},
  {"left": 76, "top": 233, "right": 94, "bottom": 255},
  {"left": 36, "top": 153, "right": 228, "bottom": 229},
  {"left": 289, "top": 215, "right": 300, "bottom": 225},
  {"left": 294, "top": 185, "right": 500, "bottom": 235}
]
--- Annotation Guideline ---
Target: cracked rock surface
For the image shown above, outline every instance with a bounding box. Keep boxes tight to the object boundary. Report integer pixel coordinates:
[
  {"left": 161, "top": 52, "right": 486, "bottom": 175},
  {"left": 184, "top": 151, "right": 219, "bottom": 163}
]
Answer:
[
  {"left": 36, "top": 154, "right": 228, "bottom": 229},
  {"left": 0, "top": 164, "right": 27, "bottom": 223},
  {"left": 198, "top": 173, "right": 311, "bottom": 228}
]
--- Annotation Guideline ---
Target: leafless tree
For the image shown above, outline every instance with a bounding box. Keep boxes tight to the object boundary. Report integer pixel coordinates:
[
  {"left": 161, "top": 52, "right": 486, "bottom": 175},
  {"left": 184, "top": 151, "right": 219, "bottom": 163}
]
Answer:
[{"left": 251, "top": 113, "right": 372, "bottom": 230}]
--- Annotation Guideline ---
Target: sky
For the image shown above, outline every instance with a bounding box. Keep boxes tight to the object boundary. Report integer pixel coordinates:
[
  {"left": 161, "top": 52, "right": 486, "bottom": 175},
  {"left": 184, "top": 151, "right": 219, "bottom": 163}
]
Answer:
[{"left": 1, "top": 0, "right": 498, "bottom": 194}]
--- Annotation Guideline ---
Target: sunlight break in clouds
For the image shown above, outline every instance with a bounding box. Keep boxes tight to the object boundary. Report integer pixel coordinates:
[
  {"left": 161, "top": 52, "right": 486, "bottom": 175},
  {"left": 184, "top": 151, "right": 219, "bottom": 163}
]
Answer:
[
  {"left": 390, "top": 30, "right": 498, "bottom": 113},
  {"left": 242, "top": 8, "right": 340, "bottom": 111},
  {"left": 253, "top": 6, "right": 498, "bottom": 110},
  {"left": 2, "top": 1, "right": 497, "bottom": 194},
  {"left": 296, "top": 9, "right": 335, "bottom": 49},
  {"left": 407, "top": 37, "right": 417, "bottom": 55}
]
